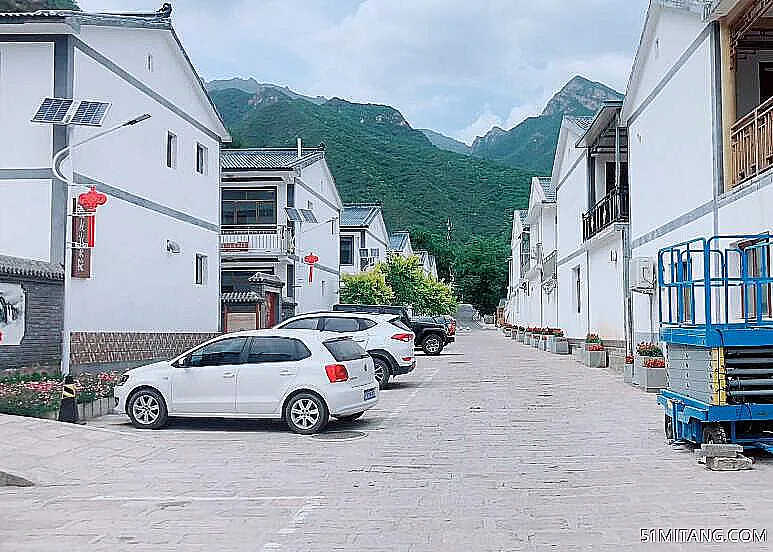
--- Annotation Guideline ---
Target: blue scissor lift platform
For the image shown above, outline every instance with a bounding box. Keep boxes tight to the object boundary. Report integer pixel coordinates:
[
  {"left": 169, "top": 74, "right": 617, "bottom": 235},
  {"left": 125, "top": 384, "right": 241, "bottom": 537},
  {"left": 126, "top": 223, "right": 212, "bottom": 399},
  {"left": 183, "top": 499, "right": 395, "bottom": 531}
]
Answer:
[{"left": 657, "top": 235, "right": 773, "bottom": 454}]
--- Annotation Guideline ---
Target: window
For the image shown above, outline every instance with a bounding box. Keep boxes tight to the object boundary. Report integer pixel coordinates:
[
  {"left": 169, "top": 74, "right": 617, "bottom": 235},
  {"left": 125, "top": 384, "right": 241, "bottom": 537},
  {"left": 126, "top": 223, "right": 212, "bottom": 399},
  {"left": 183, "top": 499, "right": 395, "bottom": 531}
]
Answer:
[
  {"left": 146, "top": 53, "right": 153, "bottom": 72},
  {"left": 195, "top": 254, "right": 207, "bottom": 286},
  {"left": 286, "top": 264, "right": 295, "bottom": 298},
  {"left": 572, "top": 266, "right": 581, "bottom": 314},
  {"left": 246, "top": 337, "right": 311, "bottom": 364},
  {"left": 196, "top": 143, "right": 208, "bottom": 174},
  {"left": 187, "top": 337, "right": 247, "bottom": 367},
  {"left": 322, "top": 317, "right": 361, "bottom": 333},
  {"left": 282, "top": 317, "right": 320, "bottom": 330},
  {"left": 287, "top": 182, "right": 295, "bottom": 207},
  {"left": 221, "top": 188, "right": 277, "bottom": 226},
  {"left": 604, "top": 161, "right": 629, "bottom": 194},
  {"left": 358, "top": 319, "right": 377, "bottom": 331},
  {"left": 340, "top": 236, "right": 354, "bottom": 265},
  {"left": 166, "top": 131, "right": 178, "bottom": 169},
  {"left": 321, "top": 280, "right": 327, "bottom": 296},
  {"left": 324, "top": 338, "right": 368, "bottom": 362}
]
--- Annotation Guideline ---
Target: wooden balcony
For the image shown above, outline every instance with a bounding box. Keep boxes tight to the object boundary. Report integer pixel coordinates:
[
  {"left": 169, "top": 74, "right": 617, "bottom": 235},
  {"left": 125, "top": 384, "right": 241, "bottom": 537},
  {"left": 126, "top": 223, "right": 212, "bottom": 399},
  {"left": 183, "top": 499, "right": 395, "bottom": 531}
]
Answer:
[
  {"left": 221, "top": 226, "right": 289, "bottom": 256},
  {"left": 731, "top": 95, "right": 773, "bottom": 188},
  {"left": 582, "top": 187, "right": 629, "bottom": 242}
]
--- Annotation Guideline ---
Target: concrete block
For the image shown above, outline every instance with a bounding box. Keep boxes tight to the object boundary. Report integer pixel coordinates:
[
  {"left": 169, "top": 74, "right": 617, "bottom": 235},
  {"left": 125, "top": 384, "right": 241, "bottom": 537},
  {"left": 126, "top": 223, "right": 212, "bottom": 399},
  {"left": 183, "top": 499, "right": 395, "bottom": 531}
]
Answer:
[
  {"left": 705, "top": 455, "right": 753, "bottom": 471},
  {"left": 697, "top": 444, "right": 743, "bottom": 458}
]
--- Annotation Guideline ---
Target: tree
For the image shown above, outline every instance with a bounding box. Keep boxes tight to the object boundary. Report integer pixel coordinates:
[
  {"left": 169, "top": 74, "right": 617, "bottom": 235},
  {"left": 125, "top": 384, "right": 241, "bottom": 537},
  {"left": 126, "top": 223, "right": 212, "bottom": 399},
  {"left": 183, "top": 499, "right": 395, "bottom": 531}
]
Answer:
[
  {"left": 410, "top": 228, "right": 456, "bottom": 282},
  {"left": 339, "top": 271, "right": 394, "bottom": 305},
  {"left": 453, "top": 237, "right": 509, "bottom": 315},
  {"left": 378, "top": 255, "right": 425, "bottom": 307},
  {"left": 412, "top": 277, "right": 458, "bottom": 316}
]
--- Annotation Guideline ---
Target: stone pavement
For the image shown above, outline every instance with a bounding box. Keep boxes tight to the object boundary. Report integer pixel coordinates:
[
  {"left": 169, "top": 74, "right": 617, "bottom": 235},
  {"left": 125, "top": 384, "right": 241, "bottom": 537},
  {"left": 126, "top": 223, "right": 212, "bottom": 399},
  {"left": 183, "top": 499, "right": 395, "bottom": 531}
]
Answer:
[{"left": 1, "top": 330, "right": 772, "bottom": 551}]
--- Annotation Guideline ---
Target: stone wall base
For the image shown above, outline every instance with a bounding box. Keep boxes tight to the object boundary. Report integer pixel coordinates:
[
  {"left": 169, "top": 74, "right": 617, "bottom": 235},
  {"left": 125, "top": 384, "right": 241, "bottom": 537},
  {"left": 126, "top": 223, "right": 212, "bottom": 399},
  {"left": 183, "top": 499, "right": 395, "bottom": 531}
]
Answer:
[{"left": 70, "top": 332, "right": 220, "bottom": 369}]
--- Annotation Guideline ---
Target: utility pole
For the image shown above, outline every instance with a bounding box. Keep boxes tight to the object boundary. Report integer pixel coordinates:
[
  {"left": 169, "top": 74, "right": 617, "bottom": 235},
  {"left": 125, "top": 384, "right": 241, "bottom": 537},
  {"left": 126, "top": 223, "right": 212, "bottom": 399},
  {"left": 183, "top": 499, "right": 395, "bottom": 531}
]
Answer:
[{"left": 446, "top": 217, "right": 455, "bottom": 286}]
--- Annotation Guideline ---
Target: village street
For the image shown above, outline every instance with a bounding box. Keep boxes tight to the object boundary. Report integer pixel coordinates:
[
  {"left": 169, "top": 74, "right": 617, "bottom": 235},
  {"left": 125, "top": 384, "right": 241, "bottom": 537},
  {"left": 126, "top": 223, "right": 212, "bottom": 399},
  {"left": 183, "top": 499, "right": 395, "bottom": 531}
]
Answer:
[{"left": 1, "top": 329, "right": 772, "bottom": 551}]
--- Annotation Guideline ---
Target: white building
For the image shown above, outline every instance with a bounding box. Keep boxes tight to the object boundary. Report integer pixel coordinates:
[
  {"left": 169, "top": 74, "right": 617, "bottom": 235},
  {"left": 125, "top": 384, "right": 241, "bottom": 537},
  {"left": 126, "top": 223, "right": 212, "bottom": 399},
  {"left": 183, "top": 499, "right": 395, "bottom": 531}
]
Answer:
[
  {"left": 621, "top": 0, "right": 773, "bottom": 343},
  {"left": 220, "top": 146, "right": 342, "bottom": 329},
  {"left": 415, "top": 250, "right": 439, "bottom": 280},
  {"left": 0, "top": 6, "right": 229, "bottom": 372},
  {"left": 504, "top": 210, "right": 528, "bottom": 325},
  {"left": 388, "top": 232, "right": 414, "bottom": 258},
  {"left": 555, "top": 107, "right": 630, "bottom": 347},
  {"left": 340, "top": 204, "right": 390, "bottom": 275},
  {"left": 522, "top": 176, "right": 559, "bottom": 328}
]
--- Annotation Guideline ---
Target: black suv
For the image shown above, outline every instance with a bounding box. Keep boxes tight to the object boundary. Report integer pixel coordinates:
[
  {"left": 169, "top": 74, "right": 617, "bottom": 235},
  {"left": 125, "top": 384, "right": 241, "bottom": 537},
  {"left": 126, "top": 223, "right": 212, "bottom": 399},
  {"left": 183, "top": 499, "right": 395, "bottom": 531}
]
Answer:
[{"left": 332, "top": 304, "right": 450, "bottom": 356}]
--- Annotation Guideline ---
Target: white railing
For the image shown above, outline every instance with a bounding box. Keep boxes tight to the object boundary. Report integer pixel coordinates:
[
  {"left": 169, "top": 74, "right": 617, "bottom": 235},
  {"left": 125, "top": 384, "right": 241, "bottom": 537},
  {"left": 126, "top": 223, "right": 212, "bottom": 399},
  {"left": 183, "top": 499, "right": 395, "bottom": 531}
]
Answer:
[{"left": 221, "top": 227, "right": 288, "bottom": 254}]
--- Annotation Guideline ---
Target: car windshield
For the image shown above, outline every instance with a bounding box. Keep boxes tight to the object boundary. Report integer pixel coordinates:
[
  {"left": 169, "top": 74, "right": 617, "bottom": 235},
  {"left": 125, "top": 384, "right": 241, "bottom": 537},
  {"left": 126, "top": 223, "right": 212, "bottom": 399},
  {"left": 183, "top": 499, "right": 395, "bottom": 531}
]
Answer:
[{"left": 324, "top": 338, "right": 368, "bottom": 361}]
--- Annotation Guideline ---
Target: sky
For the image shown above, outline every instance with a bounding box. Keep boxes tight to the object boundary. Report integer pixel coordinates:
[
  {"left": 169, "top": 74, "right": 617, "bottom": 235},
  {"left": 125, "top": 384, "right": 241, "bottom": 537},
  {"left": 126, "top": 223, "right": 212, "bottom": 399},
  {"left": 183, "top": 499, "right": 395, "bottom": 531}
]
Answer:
[{"left": 78, "top": 0, "right": 650, "bottom": 144}]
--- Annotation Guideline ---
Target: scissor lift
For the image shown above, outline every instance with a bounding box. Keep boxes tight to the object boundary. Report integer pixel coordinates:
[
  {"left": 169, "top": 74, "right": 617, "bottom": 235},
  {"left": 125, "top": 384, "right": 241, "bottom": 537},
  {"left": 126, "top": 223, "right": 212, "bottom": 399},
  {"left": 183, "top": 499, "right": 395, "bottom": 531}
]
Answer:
[{"left": 656, "top": 235, "right": 773, "bottom": 454}]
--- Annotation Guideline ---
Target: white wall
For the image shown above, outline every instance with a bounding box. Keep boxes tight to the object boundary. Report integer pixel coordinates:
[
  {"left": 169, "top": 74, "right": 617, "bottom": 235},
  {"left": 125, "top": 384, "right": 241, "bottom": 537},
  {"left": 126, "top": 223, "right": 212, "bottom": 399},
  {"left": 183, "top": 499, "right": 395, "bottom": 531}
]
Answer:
[
  {"left": 0, "top": 42, "right": 55, "bottom": 262},
  {"left": 64, "top": 27, "right": 223, "bottom": 333},
  {"left": 587, "top": 234, "right": 626, "bottom": 340},
  {"left": 293, "top": 160, "right": 341, "bottom": 313}
]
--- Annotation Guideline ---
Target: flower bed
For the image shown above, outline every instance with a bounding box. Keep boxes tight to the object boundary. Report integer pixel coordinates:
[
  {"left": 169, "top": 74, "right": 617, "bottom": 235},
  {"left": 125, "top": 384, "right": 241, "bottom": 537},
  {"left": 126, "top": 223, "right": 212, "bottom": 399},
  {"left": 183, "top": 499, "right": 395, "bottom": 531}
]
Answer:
[{"left": 0, "top": 371, "right": 121, "bottom": 418}]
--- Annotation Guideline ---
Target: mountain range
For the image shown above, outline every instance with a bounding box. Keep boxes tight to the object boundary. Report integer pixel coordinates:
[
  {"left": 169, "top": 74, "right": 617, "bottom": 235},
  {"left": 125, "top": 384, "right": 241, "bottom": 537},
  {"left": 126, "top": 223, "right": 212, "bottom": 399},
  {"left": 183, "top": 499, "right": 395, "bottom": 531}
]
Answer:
[{"left": 207, "top": 75, "right": 621, "bottom": 239}]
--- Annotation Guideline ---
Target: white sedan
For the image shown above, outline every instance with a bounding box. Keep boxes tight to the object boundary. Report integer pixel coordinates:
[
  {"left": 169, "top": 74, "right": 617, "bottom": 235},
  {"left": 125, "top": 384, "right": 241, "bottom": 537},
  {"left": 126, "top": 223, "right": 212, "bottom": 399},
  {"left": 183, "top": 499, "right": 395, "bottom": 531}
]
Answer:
[{"left": 113, "top": 330, "right": 379, "bottom": 434}]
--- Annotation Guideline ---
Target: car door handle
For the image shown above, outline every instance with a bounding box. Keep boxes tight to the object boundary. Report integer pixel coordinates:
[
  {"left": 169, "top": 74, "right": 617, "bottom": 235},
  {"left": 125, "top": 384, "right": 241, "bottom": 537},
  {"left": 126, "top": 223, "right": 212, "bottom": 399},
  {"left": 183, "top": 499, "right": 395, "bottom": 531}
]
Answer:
[
  {"left": 279, "top": 370, "right": 294, "bottom": 376},
  {"left": 223, "top": 371, "right": 235, "bottom": 378}
]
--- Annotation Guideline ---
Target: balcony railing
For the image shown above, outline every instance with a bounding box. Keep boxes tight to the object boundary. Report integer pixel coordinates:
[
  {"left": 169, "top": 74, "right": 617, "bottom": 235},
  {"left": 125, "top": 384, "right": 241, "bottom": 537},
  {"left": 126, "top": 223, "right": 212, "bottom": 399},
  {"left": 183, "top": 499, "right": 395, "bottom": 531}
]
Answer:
[
  {"left": 221, "top": 226, "right": 289, "bottom": 255},
  {"left": 730, "top": 94, "right": 773, "bottom": 188},
  {"left": 582, "top": 187, "right": 629, "bottom": 242}
]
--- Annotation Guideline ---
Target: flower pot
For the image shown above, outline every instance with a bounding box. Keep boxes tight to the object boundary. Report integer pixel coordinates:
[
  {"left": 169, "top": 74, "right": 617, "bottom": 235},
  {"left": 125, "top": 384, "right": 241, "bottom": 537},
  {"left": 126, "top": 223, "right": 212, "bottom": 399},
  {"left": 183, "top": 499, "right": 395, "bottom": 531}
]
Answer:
[
  {"left": 516, "top": 331, "right": 525, "bottom": 342},
  {"left": 624, "top": 362, "right": 634, "bottom": 384},
  {"left": 549, "top": 337, "right": 569, "bottom": 355},
  {"left": 640, "top": 366, "right": 667, "bottom": 392},
  {"left": 583, "top": 348, "right": 607, "bottom": 368},
  {"left": 634, "top": 356, "right": 662, "bottom": 386}
]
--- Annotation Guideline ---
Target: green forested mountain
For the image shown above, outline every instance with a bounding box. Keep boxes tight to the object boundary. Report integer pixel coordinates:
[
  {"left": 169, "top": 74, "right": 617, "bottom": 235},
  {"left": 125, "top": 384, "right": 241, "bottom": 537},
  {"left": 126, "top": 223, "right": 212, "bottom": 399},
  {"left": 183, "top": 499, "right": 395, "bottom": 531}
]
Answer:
[
  {"left": 470, "top": 76, "right": 623, "bottom": 174},
  {"left": 209, "top": 87, "right": 532, "bottom": 239}
]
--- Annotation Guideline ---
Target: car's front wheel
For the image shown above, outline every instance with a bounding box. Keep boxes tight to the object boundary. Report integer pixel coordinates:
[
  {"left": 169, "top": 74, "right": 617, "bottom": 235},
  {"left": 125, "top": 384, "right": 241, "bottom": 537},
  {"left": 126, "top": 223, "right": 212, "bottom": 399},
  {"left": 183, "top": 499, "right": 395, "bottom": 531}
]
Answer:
[
  {"left": 127, "top": 388, "right": 168, "bottom": 429},
  {"left": 285, "top": 392, "right": 329, "bottom": 435},
  {"left": 421, "top": 334, "right": 444, "bottom": 355}
]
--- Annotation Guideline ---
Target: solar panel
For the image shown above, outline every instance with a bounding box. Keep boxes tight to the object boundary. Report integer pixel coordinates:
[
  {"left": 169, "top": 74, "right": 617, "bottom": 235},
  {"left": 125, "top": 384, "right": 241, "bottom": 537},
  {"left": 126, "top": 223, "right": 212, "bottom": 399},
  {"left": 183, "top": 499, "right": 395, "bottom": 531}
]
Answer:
[
  {"left": 31, "top": 98, "right": 74, "bottom": 124},
  {"left": 70, "top": 100, "right": 110, "bottom": 127},
  {"left": 300, "top": 209, "right": 318, "bottom": 223},
  {"left": 285, "top": 207, "right": 303, "bottom": 222}
]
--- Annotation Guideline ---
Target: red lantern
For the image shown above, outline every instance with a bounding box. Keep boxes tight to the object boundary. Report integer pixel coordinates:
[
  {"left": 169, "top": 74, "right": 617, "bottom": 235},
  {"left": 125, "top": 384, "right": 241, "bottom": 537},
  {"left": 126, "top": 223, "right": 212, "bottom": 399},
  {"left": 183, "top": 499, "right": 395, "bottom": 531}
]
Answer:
[
  {"left": 303, "top": 253, "right": 319, "bottom": 283},
  {"left": 77, "top": 186, "right": 107, "bottom": 248}
]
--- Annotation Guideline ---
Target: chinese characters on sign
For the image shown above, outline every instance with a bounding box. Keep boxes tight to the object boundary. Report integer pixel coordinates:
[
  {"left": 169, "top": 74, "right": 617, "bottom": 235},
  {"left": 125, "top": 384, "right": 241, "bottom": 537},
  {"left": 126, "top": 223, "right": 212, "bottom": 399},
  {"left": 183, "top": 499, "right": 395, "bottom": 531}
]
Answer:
[{"left": 71, "top": 187, "right": 107, "bottom": 279}]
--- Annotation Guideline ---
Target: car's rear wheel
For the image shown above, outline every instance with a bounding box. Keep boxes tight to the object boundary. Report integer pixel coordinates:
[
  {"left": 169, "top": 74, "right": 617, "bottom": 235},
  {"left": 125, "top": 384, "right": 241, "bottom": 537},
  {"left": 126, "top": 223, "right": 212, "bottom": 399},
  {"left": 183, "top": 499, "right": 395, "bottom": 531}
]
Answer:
[
  {"left": 127, "top": 388, "right": 168, "bottom": 429},
  {"left": 285, "top": 392, "right": 329, "bottom": 435},
  {"left": 422, "top": 334, "right": 444, "bottom": 355},
  {"left": 372, "top": 356, "right": 391, "bottom": 389},
  {"left": 337, "top": 411, "right": 364, "bottom": 422}
]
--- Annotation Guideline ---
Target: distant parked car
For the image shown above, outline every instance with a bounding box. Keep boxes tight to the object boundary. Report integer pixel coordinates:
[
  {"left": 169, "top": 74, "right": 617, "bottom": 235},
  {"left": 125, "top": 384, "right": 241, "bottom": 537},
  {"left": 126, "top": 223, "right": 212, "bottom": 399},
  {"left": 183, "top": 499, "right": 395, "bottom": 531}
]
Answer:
[
  {"left": 114, "top": 330, "right": 379, "bottom": 434},
  {"left": 276, "top": 311, "right": 415, "bottom": 389},
  {"left": 333, "top": 304, "right": 450, "bottom": 356}
]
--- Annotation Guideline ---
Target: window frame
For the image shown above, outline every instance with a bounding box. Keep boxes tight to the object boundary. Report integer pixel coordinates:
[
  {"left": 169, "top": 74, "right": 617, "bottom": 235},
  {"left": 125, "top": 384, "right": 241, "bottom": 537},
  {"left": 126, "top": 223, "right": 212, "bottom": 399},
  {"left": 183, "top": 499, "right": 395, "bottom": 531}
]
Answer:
[
  {"left": 165, "top": 131, "right": 178, "bottom": 169},
  {"left": 195, "top": 142, "right": 208, "bottom": 175},
  {"left": 340, "top": 235, "right": 355, "bottom": 266},
  {"left": 195, "top": 253, "right": 208, "bottom": 286},
  {"left": 221, "top": 187, "right": 278, "bottom": 227},
  {"left": 182, "top": 336, "right": 248, "bottom": 367}
]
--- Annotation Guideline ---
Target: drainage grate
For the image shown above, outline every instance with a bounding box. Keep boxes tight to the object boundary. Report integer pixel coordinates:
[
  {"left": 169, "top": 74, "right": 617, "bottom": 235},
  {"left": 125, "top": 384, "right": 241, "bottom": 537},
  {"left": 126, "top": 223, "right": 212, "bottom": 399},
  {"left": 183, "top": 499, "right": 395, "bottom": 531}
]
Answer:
[{"left": 311, "top": 430, "right": 366, "bottom": 441}]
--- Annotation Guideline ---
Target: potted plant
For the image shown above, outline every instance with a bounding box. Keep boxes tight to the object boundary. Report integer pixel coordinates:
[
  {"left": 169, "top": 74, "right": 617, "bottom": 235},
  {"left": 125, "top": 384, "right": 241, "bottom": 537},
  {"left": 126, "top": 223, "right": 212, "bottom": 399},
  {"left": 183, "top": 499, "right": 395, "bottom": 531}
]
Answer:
[
  {"left": 624, "top": 354, "right": 634, "bottom": 383},
  {"left": 547, "top": 328, "right": 569, "bottom": 354},
  {"left": 516, "top": 326, "right": 526, "bottom": 342},
  {"left": 583, "top": 334, "right": 607, "bottom": 367},
  {"left": 639, "top": 354, "right": 667, "bottom": 392},
  {"left": 634, "top": 342, "right": 663, "bottom": 387}
]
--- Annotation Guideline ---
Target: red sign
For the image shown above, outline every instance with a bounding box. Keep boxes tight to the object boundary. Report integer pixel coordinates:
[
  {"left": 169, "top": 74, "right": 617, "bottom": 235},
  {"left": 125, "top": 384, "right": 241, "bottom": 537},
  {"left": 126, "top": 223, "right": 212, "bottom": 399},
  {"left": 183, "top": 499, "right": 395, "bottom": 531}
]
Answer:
[
  {"left": 304, "top": 253, "right": 319, "bottom": 283},
  {"left": 222, "top": 241, "right": 249, "bottom": 251}
]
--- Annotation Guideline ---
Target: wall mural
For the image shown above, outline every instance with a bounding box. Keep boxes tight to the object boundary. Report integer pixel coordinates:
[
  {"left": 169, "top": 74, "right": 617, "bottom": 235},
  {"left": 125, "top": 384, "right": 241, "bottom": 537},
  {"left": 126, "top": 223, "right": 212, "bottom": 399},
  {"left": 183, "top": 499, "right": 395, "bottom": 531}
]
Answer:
[{"left": 0, "top": 283, "right": 25, "bottom": 346}]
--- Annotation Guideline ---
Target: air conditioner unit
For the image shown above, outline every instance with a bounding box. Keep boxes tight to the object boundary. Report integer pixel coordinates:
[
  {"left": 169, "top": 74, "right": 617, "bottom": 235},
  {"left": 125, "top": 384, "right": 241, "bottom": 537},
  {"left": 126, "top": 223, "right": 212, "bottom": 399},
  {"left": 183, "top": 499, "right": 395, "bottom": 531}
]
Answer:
[{"left": 630, "top": 256, "right": 655, "bottom": 293}]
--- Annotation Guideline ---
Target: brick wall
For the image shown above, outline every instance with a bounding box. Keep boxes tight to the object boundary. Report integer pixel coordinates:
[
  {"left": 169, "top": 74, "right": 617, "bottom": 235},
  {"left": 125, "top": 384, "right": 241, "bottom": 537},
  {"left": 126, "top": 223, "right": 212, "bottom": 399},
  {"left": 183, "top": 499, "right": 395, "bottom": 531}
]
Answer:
[
  {"left": 0, "top": 277, "right": 63, "bottom": 372},
  {"left": 70, "top": 332, "right": 221, "bottom": 367}
]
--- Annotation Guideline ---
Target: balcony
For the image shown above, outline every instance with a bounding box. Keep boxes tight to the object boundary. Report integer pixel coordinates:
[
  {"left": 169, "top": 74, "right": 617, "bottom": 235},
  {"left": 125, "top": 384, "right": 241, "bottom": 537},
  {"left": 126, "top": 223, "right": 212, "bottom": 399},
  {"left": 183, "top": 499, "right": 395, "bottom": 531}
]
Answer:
[
  {"left": 221, "top": 226, "right": 290, "bottom": 256},
  {"left": 582, "top": 187, "right": 629, "bottom": 242},
  {"left": 730, "top": 95, "right": 773, "bottom": 188},
  {"left": 542, "top": 250, "right": 557, "bottom": 283}
]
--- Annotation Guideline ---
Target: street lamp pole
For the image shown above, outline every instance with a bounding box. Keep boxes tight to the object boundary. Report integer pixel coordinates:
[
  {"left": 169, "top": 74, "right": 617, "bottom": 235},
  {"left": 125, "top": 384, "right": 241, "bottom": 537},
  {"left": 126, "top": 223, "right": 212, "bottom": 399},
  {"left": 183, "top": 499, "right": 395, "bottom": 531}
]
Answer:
[{"left": 54, "top": 113, "right": 151, "bottom": 375}]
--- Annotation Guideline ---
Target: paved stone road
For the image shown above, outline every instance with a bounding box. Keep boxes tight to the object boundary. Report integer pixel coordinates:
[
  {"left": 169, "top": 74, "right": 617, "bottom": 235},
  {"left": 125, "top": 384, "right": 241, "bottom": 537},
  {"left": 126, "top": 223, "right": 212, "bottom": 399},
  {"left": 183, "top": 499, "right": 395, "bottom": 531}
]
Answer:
[{"left": 2, "top": 330, "right": 772, "bottom": 551}]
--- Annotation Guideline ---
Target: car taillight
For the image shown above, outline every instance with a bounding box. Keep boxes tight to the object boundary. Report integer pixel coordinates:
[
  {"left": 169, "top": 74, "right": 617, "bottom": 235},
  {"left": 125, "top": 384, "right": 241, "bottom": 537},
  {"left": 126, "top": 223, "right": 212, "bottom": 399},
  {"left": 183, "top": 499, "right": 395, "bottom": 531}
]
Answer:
[
  {"left": 449, "top": 323, "right": 456, "bottom": 334},
  {"left": 402, "top": 357, "right": 413, "bottom": 362},
  {"left": 325, "top": 364, "right": 349, "bottom": 383},
  {"left": 391, "top": 333, "right": 413, "bottom": 342}
]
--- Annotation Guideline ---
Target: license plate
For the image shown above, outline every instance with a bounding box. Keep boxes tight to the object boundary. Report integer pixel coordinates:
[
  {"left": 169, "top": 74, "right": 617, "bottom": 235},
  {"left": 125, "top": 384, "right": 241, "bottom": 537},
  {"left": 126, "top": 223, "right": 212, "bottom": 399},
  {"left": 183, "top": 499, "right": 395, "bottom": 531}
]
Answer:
[{"left": 363, "top": 388, "right": 376, "bottom": 401}]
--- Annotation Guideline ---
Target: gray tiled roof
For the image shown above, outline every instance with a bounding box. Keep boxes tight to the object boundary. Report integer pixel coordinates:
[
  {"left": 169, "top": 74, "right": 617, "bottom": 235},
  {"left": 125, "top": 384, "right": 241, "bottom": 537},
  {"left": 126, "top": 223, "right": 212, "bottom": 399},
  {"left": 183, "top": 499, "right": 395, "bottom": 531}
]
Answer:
[
  {"left": 389, "top": 232, "right": 410, "bottom": 251},
  {"left": 341, "top": 204, "right": 381, "bottom": 227},
  {"left": 569, "top": 116, "right": 595, "bottom": 131},
  {"left": 221, "top": 148, "right": 325, "bottom": 170},
  {"left": 0, "top": 255, "right": 63, "bottom": 280},
  {"left": 537, "top": 176, "right": 556, "bottom": 202},
  {"left": 0, "top": 8, "right": 173, "bottom": 28},
  {"left": 221, "top": 291, "right": 263, "bottom": 303}
]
